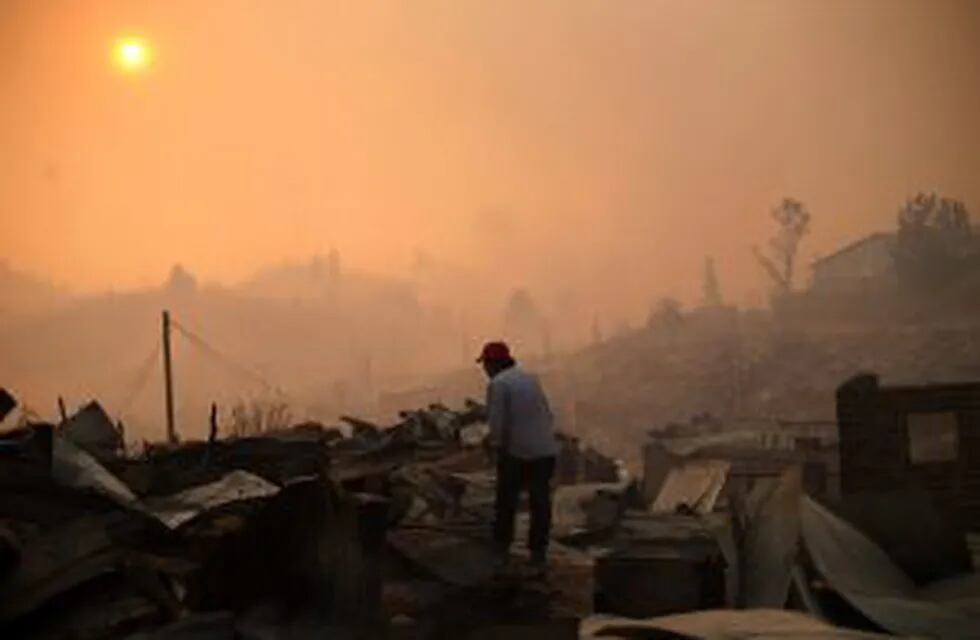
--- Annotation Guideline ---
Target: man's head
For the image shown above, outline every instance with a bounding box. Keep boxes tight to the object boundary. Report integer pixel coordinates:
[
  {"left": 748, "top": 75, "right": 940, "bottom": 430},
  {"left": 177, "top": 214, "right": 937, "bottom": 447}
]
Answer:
[{"left": 477, "top": 341, "right": 515, "bottom": 378}]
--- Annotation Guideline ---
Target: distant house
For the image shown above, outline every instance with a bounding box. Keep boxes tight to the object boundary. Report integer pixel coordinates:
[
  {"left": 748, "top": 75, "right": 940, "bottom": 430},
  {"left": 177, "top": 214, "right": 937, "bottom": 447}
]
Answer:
[{"left": 811, "top": 233, "right": 896, "bottom": 292}]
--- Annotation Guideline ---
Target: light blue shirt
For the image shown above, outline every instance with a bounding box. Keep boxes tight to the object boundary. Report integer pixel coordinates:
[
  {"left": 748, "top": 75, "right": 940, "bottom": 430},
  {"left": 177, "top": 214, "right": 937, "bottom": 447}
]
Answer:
[{"left": 486, "top": 365, "right": 558, "bottom": 460}]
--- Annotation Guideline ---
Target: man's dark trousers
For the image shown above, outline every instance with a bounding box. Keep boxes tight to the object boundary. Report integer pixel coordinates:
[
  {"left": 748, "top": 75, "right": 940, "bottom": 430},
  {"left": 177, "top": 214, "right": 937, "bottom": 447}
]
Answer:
[{"left": 494, "top": 451, "right": 556, "bottom": 559}]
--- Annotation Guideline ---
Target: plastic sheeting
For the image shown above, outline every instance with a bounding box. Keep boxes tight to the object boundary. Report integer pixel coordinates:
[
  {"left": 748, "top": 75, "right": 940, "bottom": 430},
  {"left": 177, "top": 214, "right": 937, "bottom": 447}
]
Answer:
[
  {"left": 60, "top": 401, "right": 121, "bottom": 460},
  {"left": 146, "top": 470, "right": 280, "bottom": 529},
  {"left": 652, "top": 460, "right": 730, "bottom": 515},
  {"left": 800, "top": 495, "right": 980, "bottom": 639},
  {"left": 737, "top": 467, "right": 802, "bottom": 608},
  {"left": 581, "top": 609, "right": 893, "bottom": 639},
  {"left": 51, "top": 435, "right": 140, "bottom": 508}
]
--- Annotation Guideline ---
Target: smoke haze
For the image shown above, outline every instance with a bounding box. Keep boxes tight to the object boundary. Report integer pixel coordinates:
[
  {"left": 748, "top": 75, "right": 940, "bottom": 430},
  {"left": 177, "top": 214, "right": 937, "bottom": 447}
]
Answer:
[
  {"left": 3, "top": 1, "right": 979, "bottom": 311},
  {"left": 2, "top": 0, "right": 980, "bottom": 437}
]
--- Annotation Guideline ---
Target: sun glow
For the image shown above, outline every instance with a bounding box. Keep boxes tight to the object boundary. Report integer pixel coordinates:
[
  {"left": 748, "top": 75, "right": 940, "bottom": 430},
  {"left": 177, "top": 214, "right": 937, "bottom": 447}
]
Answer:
[{"left": 114, "top": 37, "right": 151, "bottom": 73}]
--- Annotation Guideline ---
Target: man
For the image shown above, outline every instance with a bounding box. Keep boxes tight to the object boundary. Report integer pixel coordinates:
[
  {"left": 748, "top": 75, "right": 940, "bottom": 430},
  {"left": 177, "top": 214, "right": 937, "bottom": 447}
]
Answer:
[{"left": 478, "top": 341, "right": 558, "bottom": 574}]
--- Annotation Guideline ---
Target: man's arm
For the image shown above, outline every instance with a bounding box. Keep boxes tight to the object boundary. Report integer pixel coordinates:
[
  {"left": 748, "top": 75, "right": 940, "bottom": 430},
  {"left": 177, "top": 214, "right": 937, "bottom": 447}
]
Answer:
[
  {"left": 486, "top": 379, "right": 509, "bottom": 449},
  {"left": 535, "top": 376, "right": 554, "bottom": 426}
]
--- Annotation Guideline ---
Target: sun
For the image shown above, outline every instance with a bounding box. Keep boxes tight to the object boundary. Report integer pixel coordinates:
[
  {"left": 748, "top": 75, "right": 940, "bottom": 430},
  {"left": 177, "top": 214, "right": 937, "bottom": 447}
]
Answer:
[{"left": 113, "top": 37, "right": 151, "bottom": 72}]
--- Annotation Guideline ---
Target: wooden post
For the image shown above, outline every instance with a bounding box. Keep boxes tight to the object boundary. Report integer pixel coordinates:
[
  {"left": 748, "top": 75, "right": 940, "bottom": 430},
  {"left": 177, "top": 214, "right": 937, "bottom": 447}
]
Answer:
[
  {"left": 209, "top": 402, "right": 218, "bottom": 443},
  {"left": 203, "top": 402, "right": 218, "bottom": 466},
  {"left": 162, "top": 310, "right": 177, "bottom": 443}
]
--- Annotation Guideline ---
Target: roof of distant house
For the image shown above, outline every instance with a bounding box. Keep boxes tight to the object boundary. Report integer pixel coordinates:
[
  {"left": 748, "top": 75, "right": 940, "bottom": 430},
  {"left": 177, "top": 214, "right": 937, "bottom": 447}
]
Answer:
[{"left": 812, "top": 232, "right": 895, "bottom": 267}]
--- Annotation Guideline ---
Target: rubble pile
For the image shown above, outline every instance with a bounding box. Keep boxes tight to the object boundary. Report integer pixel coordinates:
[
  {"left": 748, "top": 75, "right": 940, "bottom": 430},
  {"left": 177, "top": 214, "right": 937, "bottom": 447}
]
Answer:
[
  {"left": 0, "top": 391, "right": 619, "bottom": 639},
  {"left": 3, "top": 383, "right": 979, "bottom": 639}
]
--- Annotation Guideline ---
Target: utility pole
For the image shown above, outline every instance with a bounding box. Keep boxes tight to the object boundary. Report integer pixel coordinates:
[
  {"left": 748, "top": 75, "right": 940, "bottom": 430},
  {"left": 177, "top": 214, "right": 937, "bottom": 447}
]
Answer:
[{"left": 162, "top": 310, "right": 177, "bottom": 443}]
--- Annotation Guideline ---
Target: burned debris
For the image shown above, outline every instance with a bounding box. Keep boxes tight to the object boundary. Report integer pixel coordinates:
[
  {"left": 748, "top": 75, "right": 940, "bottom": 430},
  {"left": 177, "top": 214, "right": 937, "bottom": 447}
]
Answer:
[
  {"left": 2, "top": 377, "right": 980, "bottom": 639},
  {"left": 0, "top": 391, "right": 607, "bottom": 638},
  {"left": 0, "top": 388, "right": 16, "bottom": 423}
]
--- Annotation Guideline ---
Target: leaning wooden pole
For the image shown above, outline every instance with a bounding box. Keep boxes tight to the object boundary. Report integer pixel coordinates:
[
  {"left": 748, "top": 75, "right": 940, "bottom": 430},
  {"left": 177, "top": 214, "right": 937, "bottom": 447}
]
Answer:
[{"left": 162, "top": 309, "right": 177, "bottom": 443}]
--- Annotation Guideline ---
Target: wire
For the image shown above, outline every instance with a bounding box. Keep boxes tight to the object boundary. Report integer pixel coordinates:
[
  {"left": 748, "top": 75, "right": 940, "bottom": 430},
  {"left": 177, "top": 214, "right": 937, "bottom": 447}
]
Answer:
[
  {"left": 118, "top": 343, "right": 161, "bottom": 416},
  {"left": 170, "top": 319, "right": 289, "bottom": 399}
]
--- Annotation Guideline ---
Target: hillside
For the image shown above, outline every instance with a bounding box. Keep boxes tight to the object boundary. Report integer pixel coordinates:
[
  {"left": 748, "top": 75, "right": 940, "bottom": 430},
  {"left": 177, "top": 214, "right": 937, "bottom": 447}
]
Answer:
[
  {"left": 0, "top": 260, "right": 471, "bottom": 441},
  {"left": 0, "top": 261, "right": 69, "bottom": 318},
  {"left": 391, "top": 309, "right": 980, "bottom": 469}
]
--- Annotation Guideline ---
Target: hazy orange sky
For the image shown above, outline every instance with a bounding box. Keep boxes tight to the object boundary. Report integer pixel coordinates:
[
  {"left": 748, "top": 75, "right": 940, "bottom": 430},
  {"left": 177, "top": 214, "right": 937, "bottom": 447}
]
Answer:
[{"left": 2, "top": 0, "right": 979, "bottom": 315}]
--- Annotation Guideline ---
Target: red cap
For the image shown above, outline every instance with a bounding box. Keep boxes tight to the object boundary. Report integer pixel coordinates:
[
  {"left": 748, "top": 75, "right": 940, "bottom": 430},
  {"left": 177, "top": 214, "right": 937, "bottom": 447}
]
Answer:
[{"left": 477, "top": 341, "right": 512, "bottom": 363}]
